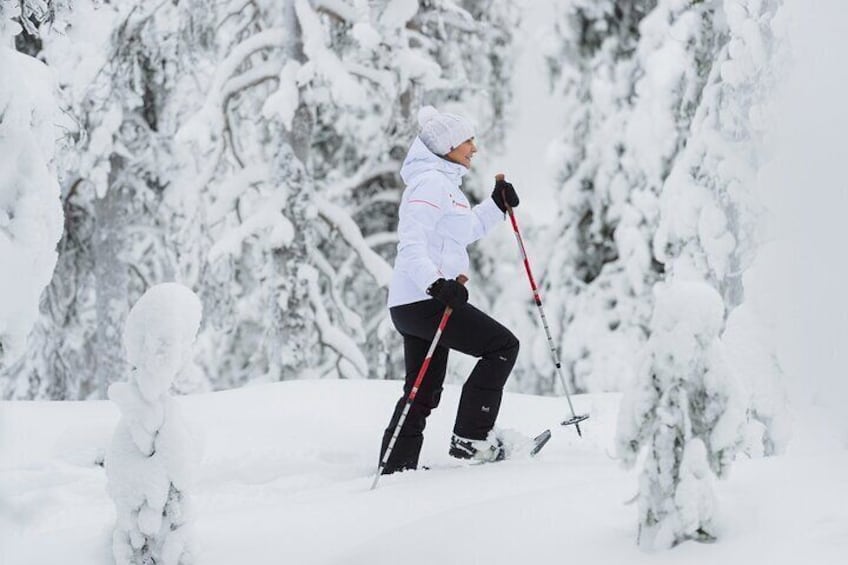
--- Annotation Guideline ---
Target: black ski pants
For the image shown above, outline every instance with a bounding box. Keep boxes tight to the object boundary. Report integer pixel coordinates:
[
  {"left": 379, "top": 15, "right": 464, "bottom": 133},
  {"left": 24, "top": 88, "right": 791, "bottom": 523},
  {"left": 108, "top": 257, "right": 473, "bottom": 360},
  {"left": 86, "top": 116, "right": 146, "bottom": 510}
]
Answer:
[{"left": 380, "top": 298, "right": 519, "bottom": 474}]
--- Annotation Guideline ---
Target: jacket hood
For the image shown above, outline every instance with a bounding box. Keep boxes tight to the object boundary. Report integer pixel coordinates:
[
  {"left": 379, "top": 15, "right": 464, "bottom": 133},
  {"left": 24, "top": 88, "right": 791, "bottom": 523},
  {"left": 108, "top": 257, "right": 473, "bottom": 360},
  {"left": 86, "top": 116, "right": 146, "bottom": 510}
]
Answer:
[{"left": 400, "top": 137, "right": 468, "bottom": 188}]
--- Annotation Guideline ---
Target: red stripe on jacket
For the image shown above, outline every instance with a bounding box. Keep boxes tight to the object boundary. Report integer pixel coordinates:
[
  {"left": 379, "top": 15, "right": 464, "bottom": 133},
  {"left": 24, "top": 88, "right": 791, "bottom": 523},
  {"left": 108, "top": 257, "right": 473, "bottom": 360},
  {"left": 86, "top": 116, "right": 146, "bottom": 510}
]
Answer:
[{"left": 408, "top": 199, "right": 441, "bottom": 210}]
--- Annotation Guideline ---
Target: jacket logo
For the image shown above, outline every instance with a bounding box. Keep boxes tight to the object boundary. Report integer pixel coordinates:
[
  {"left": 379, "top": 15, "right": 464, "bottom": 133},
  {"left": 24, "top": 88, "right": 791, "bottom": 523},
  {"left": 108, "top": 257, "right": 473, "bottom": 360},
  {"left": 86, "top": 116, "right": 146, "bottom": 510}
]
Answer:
[{"left": 449, "top": 193, "right": 469, "bottom": 209}]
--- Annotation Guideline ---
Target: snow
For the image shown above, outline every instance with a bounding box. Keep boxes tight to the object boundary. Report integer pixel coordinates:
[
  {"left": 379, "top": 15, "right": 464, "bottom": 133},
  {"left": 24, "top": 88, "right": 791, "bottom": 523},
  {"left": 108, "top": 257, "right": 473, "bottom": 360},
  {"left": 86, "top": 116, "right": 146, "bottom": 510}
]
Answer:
[
  {"left": 351, "top": 22, "right": 381, "bottom": 51},
  {"left": 207, "top": 165, "right": 271, "bottom": 225},
  {"left": 2, "top": 380, "right": 847, "bottom": 564},
  {"left": 106, "top": 283, "right": 203, "bottom": 565},
  {"left": 2, "top": 0, "right": 847, "bottom": 561},
  {"left": 0, "top": 47, "right": 64, "bottom": 369},
  {"left": 616, "top": 281, "right": 747, "bottom": 548},
  {"left": 379, "top": 0, "right": 419, "bottom": 31},
  {"left": 626, "top": 3, "right": 700, "bottom": 188},
  {"left": 296, "top": 0, "right": 368, "bottom": 108},
  {"left": 722, "top": 303, "right": 792, "bottom": 456},
  {"left": 123, "top": 284, "right": 203, "bottom": 390},
  {"left": 262, "top": 60, "right": 303, "bottom": 130},
  {"left": 302, "top": 265, "right": 368, "bottom": 378},
  {"left": 208, "top": 204, "right": 295, "bottom": 263},
  {"left": 175, "top": 26, "right": 287, "bottom": 173},
  {"left": 313, "top": 194, "right": 393, "bottom": 287}
]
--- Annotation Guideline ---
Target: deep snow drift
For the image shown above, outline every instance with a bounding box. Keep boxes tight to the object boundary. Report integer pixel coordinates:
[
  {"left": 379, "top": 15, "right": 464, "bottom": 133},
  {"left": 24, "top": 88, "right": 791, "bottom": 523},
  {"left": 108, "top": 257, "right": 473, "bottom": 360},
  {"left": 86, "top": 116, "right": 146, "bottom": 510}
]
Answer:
[{"left": 1, "top": 380, "right": 846, "bottom": 565}]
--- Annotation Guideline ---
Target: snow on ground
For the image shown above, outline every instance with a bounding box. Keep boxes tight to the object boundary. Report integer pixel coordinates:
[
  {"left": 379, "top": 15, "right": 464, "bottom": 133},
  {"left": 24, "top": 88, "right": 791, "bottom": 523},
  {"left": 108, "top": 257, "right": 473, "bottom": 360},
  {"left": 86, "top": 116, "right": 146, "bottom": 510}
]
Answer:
[{"left": 1, "top": 380, "right": 846, "bottom": 565}]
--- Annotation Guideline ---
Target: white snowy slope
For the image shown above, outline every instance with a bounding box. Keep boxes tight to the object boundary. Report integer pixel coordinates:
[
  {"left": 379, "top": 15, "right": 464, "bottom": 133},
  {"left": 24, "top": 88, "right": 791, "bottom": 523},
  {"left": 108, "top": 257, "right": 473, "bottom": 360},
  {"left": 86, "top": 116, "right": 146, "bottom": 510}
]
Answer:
[{"left": 1, "top": 380, "right": 846, "bottom": 565}]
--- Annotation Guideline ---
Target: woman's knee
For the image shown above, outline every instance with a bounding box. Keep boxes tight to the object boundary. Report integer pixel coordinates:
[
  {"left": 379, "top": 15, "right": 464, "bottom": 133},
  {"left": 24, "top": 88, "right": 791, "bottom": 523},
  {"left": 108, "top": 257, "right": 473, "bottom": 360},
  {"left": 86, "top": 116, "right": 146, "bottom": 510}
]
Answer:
[
  {"left": 488, "top": 329, "right": 519, "bottom": 363},
  {"left": 506, "top": 331, "right": 519, "bottom": 359}
]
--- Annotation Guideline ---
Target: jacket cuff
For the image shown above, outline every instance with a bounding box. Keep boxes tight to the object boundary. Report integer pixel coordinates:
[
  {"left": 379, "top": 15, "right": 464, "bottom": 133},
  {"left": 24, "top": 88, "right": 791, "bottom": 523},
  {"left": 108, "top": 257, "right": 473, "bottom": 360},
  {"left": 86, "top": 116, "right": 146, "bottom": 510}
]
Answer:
[
  {"left": 413, "top": 267, "right": 443, "bottom": 295},
  {"left": 481, "top": 196, "right": 507, "bottom": 222}
]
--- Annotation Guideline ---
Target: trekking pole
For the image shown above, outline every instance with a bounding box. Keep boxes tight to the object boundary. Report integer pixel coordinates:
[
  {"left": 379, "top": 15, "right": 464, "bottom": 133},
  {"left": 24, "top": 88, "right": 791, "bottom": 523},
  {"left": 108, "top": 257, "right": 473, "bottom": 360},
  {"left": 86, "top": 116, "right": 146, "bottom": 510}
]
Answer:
[
  {"left": 370, "top": 275, "right": 468, "bottom": 490},
  {"left": 497, "top": 173, "right": 589, "bottom": 437}
]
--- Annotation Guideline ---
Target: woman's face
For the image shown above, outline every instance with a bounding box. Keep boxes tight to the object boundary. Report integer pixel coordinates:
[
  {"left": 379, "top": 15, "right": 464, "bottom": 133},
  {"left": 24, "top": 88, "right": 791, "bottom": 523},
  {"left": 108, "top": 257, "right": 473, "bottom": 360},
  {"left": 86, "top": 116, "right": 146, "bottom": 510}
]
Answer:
[{"left": 445, "top": 138, "right": 477, "bottom": 169}]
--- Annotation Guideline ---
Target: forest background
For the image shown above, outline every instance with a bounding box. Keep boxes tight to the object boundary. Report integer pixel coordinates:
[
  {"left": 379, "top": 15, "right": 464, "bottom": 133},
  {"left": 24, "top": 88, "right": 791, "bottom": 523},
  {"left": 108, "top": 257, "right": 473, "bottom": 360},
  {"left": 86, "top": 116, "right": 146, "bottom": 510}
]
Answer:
[{"left": 1, "top": 0, "right": 846, "bottom": 449}]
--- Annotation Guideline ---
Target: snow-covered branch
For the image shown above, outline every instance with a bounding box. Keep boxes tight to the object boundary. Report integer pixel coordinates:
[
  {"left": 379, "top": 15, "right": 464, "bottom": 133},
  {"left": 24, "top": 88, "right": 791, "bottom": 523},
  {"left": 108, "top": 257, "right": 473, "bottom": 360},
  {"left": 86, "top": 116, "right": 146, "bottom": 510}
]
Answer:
[
  {"left": 208, "top": 199, "right": 294, "bottom": 262},
  {"left": 311, "top": 0, "right": 357, "bottom": 23},
  {"left": 352, "top": 189, "right": 401, "bottom": 215},
  {"left": 296, "top": 0, "right": 368, "bottom": 106},
  {"left": 208, "top": 164, "right": 271, "bottom": 224},
  {"left": 303, "top": 265, "right": 368, "bottom": 378},
  {"left": 214, "top": 28, "right": 287, "bottom": 95},
  {"left": 414, "top": 8, "right": 477, "bottom": 34},
  {"left": 313, "top": 194, "right": 392, "bottom": 286},
  {"left": 177, "top": 28, "right": 287, "bottom": 150},
  {"left": 323, "top": 159, "right": 399, "bottom": 199},
  {"left": 311, "top": 248, "right": 364, "bottom": 336},
  {"left": 344, "top": 61, "right": 394, "bottom": 91},
  {"left": 364, "top": 231, "right": 397, "bottom": 248},
  {"left": 221, "top": 61, "right": 284, "bottom": 108}
]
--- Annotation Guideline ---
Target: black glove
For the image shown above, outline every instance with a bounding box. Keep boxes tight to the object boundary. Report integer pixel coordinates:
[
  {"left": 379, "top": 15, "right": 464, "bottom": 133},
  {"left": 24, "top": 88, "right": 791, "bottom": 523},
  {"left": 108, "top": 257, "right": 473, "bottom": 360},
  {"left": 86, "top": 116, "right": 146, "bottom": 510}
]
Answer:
[
  {"left": 491, "top": 179, "right": 519, "bottom": 213},
  {"left": 427, "top": 278, "right": 469, "bottom": 309}
]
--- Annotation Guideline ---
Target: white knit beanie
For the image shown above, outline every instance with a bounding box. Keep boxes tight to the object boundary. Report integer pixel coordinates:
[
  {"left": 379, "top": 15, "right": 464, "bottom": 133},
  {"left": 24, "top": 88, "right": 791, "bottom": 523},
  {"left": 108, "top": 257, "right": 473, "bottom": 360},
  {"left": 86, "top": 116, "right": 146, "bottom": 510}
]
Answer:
[{"left": 417, "top": 105, "right": 475, "bottom": 156}]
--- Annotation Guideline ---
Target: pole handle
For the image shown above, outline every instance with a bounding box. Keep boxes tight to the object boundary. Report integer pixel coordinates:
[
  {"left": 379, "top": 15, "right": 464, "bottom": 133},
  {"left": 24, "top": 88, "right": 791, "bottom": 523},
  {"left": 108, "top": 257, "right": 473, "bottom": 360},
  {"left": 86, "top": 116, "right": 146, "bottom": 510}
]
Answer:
[
  {"left": 443, "top": 274, "right": 468, "bottom": 316},
  {"left": 495, "top": 173, "right": 514, "bottom": 214}
]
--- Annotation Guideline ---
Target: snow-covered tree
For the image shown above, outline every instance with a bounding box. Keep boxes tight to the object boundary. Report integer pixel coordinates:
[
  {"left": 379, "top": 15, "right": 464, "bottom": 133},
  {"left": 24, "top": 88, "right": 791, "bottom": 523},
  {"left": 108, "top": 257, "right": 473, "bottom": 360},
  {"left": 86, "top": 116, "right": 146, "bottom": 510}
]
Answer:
[
  {"left": 3, "top": 0, "right": 215, "bottom": 399},
  {"left": 613, "top": 0, "right": 790, "bottom": 549},
  {"left": 0, "top": 6, "right": 64, "bottom": 385},
  {"left": 172, "top": 0, "right": 385, "bottom": 385},
  {"left": 653, "top": 0, "right": 790, "bottom": 456},
  {"left": 174, "top": 0, "right": 520, "bottom": 386},
  {"left": 534, "top": 0, "right": 724, "bottom": 395},
  {"left": 106, "top": 282, "right": 202, "bottom": 565},
  {"left": 537, "top": 0, "right": 787, "bottom": 427},
  {"left": 80, "top": 1, "right": 212, "bottom": 397},
  {"left": 616, "top": 281, "right": 745, "bottom": 548},
  {"left": 1, "top": 0, "right": 519, "bottom": 397}
]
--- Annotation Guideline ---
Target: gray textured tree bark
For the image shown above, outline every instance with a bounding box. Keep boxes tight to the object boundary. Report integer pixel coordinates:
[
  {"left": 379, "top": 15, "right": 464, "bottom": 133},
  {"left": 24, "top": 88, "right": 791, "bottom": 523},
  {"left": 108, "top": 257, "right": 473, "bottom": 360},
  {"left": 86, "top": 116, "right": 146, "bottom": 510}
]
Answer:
[
  {"left": 270, "top": 0, "right": 316, "bottom": 378},
  {"left": 94, "top": 155, "right": 130, "bottom": 398}
]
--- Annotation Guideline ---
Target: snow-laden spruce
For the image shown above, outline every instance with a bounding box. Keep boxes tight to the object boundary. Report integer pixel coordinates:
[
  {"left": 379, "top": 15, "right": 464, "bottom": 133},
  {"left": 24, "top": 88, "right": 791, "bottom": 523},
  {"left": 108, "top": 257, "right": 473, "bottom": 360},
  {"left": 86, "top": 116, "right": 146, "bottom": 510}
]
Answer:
[
  {"left": 1, "top": 0, "right": 211, "bottom": 399},
  {"left": 616, "top": 281, "right": 746, "bottom": 549},
  {"left": 0, "top": 43, "right": 63, "bottom": 374},
  {"left": 106, "top": 283, "right": 202, "bottom": 565},
  {"left": 533, "top": 0, "right": 714, "bottom": 394},
  {"left": 542, "top": 0, "right": 790, "bottom": 549},
  {"left": 652, "top": 0, "right": 791, "bottom": 457}
]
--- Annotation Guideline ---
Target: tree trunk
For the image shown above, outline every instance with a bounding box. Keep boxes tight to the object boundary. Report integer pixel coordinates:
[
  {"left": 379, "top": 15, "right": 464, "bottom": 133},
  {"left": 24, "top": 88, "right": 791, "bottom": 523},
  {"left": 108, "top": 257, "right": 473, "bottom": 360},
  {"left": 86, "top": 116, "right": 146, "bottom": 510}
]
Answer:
[
  {"left": 93, "top": 155, "right": 130, "bottom": 398},
  {"left": 269, "top": 0, "right": 316, "bottom": 378}
]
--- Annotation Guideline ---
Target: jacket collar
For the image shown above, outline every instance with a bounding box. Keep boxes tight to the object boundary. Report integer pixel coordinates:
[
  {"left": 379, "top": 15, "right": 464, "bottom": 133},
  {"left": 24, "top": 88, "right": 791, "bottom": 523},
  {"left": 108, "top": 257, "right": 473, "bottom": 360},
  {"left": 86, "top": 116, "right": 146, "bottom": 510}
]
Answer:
[{"left": 400, "top": 137, "right": 468, "bottom": 188}]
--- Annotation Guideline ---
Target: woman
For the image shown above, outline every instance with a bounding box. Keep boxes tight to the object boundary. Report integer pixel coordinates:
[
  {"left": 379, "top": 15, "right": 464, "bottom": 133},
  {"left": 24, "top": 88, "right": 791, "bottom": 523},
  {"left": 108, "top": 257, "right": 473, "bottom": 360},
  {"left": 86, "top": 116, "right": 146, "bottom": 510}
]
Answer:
[{"left": 380, "top": 105, "right": 521, "bottom": 474}]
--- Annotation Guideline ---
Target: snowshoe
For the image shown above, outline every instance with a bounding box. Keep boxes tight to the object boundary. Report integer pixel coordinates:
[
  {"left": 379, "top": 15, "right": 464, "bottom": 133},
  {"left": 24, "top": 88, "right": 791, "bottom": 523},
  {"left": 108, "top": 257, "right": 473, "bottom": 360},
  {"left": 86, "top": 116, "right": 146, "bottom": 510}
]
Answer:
[
  {"left": 449, "top": 433, "right": 506, "bottom": 463},
  {"left": 528, "top": 429, "right": 552, "bottom": 456},
  {"left": 448, "top": 429, "right": 552, "bottom": 463}
]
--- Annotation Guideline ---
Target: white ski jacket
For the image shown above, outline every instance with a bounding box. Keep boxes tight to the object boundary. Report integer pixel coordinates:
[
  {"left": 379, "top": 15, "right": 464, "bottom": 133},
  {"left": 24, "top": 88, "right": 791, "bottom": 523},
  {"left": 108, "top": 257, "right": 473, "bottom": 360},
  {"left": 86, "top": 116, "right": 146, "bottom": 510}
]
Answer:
[{"left": 387, "top": 137, "right": 505, "bottom": 308}]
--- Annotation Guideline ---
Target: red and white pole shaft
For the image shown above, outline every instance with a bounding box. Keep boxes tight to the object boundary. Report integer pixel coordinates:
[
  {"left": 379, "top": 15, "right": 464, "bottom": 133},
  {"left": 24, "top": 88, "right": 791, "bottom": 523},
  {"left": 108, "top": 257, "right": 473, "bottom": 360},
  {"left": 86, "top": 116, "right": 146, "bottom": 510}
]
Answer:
[
  {"left": 497, "top": 173, "right": 586, "bottom": 437},
  {"left": 371, "top": 275, "right": 469, "bottom": 490}
]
